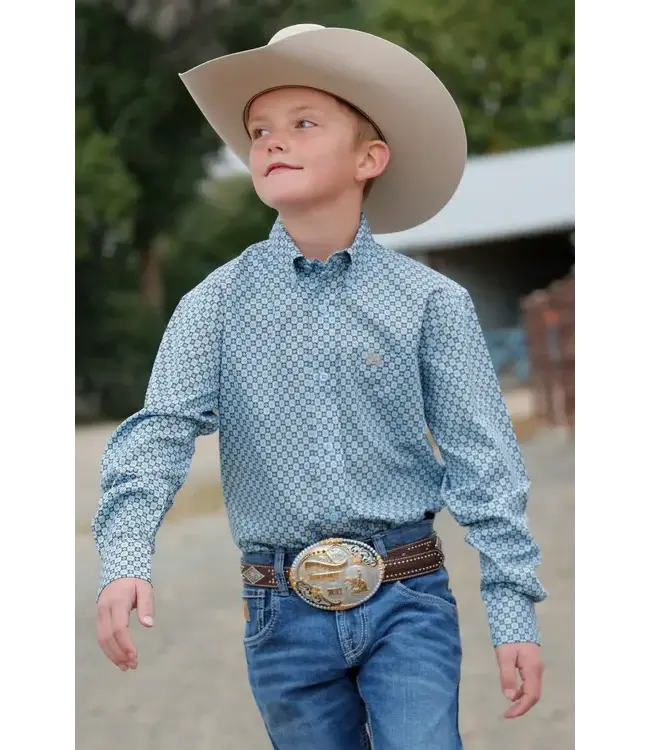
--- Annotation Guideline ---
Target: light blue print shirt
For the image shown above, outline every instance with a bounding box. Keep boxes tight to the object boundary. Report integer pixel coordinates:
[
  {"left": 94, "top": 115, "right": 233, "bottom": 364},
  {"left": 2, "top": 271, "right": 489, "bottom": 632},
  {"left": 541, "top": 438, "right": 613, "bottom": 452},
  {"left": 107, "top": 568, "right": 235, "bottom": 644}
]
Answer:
[{"left": 92, "top": 214, "right": 547, "bottom": 646}]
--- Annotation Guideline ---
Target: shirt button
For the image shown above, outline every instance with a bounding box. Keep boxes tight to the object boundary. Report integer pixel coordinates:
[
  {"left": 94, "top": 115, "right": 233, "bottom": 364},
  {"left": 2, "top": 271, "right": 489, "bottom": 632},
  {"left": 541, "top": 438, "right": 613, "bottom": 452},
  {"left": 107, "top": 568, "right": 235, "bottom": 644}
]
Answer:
[
  {"left": 324, "top": 440, "right": 334, "bottom": 451},
  {"left": 319, "top": 372, "right": 329, "bottom": 383}
]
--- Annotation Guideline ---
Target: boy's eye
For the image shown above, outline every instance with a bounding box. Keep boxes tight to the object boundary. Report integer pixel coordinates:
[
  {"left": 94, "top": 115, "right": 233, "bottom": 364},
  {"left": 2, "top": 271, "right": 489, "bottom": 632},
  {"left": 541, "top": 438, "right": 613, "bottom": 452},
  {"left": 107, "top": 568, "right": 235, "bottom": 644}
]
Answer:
[
  {"left": 251, "top": 127, "right": 270, "bottom": 139},
  {"left": 250, "top": 120, "right": 315, "bottom": 138}
]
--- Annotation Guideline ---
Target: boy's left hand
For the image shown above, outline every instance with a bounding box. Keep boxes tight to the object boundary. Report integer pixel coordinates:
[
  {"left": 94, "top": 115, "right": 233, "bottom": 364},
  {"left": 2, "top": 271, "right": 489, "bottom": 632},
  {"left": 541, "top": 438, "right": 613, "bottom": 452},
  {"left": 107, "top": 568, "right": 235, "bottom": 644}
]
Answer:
[{"left": 495, "top": 643, "right": 544, "bottom": 718}]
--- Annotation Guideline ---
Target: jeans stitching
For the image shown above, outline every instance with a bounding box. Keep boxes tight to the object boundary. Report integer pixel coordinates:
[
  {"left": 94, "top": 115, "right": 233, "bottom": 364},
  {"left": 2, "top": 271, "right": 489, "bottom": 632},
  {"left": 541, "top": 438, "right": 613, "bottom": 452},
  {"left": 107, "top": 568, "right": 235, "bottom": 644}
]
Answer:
[
  {"left": 244, "top": 592, "right": 281, "bottom": 648},
  {"left": 393, "top": 580, "right": 458, "bottom": 615},
  {"left": 336, "top": 612, "right": 356, "bottom": 667},
  {"left": 347, "top": 605, "right": 369, "bottom": 665}
]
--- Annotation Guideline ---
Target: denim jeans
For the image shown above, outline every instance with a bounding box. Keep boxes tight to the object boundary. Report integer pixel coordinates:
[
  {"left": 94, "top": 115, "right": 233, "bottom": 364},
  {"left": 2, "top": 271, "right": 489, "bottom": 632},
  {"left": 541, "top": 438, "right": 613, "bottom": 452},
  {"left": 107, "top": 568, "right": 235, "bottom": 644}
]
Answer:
[{"left": 241, "top": 519, "right": 463, "bottom": 749}]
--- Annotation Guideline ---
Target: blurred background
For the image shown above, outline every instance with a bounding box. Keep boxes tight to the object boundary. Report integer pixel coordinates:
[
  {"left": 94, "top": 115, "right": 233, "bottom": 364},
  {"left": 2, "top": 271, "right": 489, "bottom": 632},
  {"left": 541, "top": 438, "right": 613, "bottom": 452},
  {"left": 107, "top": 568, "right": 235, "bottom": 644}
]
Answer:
[{"left": 76, "top": 1, "right": 574, "bottom": 748}]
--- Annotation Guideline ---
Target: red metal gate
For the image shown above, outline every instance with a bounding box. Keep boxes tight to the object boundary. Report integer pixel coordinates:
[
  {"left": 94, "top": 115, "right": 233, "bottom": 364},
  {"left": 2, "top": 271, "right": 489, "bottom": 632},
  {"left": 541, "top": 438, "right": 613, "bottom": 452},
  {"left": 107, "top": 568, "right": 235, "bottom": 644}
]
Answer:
[{"left": 522, "top": 271, "right": 574, "bottom": 429}]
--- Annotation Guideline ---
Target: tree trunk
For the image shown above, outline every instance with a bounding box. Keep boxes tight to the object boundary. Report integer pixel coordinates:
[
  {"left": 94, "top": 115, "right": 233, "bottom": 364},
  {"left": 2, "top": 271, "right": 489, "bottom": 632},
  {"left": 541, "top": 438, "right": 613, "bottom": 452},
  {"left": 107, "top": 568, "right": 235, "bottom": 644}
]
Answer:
[{"left": 139, "top": 241, "right": 164, "bottom": 313}]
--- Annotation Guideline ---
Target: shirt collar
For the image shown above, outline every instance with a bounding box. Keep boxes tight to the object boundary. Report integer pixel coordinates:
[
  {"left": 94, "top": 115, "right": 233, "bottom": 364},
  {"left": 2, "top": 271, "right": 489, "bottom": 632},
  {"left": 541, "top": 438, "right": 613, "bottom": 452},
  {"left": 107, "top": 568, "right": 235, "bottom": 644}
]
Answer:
[{"left": 268, "top": 212, "right": 374, "bottom": 288}]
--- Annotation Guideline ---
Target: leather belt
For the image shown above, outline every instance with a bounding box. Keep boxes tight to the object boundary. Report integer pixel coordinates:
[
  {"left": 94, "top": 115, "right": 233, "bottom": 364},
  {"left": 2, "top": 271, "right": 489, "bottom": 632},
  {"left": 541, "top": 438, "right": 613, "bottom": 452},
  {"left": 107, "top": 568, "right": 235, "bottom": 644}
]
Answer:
[{"left": 241, "top": 534, "right": 444, "bottom": 611}]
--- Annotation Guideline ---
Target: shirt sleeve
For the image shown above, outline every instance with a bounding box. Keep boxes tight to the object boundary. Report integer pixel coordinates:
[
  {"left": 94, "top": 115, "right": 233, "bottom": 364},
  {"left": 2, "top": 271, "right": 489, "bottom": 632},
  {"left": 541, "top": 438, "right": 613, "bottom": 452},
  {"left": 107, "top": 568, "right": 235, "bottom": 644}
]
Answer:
[
  {"left": 91, "top": 287, "right": 222, "bottom": 598},
  {"left": 419, "top": 286, "right": 547, "bottom": 646}
]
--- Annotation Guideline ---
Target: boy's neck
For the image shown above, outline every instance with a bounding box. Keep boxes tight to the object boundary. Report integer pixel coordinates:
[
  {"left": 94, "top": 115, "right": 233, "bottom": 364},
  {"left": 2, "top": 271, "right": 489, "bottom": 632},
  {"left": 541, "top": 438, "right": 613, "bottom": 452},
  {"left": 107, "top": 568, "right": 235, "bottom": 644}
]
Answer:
[{"left": 278, "top": 198, "right": 363, "bottom": 263}]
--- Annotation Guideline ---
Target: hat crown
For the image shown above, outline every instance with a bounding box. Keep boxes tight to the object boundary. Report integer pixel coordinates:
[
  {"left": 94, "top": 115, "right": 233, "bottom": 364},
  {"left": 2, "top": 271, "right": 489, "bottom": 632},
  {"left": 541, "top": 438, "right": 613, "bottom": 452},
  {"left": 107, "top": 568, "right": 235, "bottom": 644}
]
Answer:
[{"left": 268, "top": 24, "right": 324, "bottom": 45}]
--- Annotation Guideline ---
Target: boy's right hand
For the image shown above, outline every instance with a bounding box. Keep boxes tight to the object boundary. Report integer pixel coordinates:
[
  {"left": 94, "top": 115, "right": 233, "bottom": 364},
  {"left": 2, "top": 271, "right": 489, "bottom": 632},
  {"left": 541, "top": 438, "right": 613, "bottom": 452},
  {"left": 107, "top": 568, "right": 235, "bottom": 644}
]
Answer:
[{"left": 96, "top": 578, "right": 154, "bottom": 671}]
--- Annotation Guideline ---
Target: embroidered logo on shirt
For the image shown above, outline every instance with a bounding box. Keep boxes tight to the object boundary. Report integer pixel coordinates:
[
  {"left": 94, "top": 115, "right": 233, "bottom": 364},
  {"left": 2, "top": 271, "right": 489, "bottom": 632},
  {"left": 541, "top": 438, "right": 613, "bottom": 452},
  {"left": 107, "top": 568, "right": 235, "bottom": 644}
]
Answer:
[{"left": 366, "top": 349, "right": 384, "bottom": 366}]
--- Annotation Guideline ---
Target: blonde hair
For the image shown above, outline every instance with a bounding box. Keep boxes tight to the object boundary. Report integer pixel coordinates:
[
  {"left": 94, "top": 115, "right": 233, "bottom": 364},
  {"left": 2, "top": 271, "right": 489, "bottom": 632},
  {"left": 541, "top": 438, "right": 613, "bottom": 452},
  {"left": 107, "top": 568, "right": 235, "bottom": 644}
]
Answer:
[{"left": 335, "top": 97, "right": 384, "bottom": 199}]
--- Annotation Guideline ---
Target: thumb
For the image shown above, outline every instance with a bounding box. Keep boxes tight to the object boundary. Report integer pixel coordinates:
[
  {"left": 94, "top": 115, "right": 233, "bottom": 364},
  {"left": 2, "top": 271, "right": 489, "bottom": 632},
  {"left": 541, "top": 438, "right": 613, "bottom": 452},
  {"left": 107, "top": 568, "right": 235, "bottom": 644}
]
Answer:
[
  {"left": 497, "top": 647, "right": 519, "bottom": 701},
  {"left": 135, "top": 580, "right": 155, "bottom": 628}
]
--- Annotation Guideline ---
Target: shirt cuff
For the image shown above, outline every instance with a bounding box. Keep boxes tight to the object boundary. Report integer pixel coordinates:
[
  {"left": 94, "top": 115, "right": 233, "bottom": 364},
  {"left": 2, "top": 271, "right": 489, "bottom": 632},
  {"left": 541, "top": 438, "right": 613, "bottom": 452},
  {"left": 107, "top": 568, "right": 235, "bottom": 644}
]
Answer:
[
  {"left": 483, "top": 586, "right": 541, "bottom": 647},
  {"left": 96, "top": 538, "right": 153, "bottom": 600}
]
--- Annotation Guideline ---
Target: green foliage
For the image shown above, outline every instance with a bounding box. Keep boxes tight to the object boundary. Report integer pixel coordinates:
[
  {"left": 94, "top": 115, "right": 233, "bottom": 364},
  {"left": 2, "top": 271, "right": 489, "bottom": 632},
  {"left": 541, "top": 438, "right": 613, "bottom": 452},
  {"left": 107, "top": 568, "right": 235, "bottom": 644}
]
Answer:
[
  {"left": 162, "top": 178, "right": 277, "bottom": 316},
  {"left": 76, "top": 1, "right": 218, "bottom": 293},
  {"left": 124, "top": 0, "right": 369, "bottom": 68},
  {"left": 75, "top": 106, "right": 138, "bottom": 259},
  {"left": 76, "top": 285, "right": 166, "bottom": 420},
  {"left": 368, "top": 0, "right": 574, "bottom": 153}
]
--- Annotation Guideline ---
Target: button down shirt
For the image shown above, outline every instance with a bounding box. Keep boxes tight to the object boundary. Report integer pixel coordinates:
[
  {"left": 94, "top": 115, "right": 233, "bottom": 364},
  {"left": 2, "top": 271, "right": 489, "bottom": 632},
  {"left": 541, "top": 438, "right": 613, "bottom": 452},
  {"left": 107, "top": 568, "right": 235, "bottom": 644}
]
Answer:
[{"left": 92, "top": 214, "right": 546, "bottom": 646}]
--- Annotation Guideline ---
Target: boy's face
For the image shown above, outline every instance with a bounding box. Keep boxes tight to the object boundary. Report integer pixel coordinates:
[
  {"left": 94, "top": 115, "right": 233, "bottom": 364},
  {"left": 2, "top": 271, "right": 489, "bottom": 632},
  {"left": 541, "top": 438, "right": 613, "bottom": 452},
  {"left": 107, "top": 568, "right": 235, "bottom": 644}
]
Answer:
[{"left": 246, "top": 87, "right": 388, "bottom": 214}]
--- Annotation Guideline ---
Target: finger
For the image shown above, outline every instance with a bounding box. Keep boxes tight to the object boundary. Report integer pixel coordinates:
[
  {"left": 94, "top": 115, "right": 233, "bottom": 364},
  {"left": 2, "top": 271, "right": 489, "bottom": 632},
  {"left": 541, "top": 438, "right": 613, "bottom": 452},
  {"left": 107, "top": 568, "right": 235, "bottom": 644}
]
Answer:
[
  {"left": 510, "top": 684, "right": 525, "bottom": 702},
  {"left": 135, "top": 581, "right": 155, "bottom": 628},
  {"left": 505, "top": 660, "right": 542, "bottom": 718},
  {"left": 497, "top": 654, "right": 520, "bottom": 701},
  {"left": 505, "top": 689, "right": 539, "bottom": 719},
  {"left": 111, "top": 604, "right": 138, "bottom": 669},
  {"left": 96, "top": 606, "right": 128, "bottom": 671}
]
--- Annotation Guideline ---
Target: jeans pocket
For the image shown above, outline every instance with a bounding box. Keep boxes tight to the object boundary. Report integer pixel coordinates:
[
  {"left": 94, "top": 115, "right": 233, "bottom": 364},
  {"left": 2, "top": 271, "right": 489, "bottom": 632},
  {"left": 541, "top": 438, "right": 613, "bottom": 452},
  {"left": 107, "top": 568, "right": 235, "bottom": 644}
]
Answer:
[
  {"left": 393, "top": 567, "right": 458, "bottom": 616},
  {"left": 242, "top": 587, "right": 280, "bottom": 647}
]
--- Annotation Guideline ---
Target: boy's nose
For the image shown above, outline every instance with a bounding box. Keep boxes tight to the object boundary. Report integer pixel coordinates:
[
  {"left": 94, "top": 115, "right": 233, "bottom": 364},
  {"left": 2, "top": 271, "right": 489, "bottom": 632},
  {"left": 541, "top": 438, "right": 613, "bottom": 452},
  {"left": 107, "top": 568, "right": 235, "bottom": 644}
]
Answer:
[{"left": 267, "top": 139, "right": 286, "bottom": 153}]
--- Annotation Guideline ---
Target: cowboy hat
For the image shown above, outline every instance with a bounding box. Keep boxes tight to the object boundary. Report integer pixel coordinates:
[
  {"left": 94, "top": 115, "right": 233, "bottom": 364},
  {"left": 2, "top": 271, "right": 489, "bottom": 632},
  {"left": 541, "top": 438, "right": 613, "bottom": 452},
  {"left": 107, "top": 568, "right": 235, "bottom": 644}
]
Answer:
[{"left": 179, "top": 24, "right": 467, "bottom": 234}]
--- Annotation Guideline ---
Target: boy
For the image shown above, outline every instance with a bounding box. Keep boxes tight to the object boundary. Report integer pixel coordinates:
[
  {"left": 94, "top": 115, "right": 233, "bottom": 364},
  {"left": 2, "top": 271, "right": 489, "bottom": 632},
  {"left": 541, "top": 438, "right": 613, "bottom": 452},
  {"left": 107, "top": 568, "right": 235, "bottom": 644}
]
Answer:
[{"left": 92, "top": 24, "right": 546, "bottom": 750}]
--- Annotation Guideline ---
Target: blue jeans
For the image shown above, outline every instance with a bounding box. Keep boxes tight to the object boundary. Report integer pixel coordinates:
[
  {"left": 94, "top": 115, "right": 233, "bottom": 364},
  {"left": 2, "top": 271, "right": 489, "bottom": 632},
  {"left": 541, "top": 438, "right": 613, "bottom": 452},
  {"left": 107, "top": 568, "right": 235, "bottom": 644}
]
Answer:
[{"left": 241, "top": 519, "right": 463, "bottom": 749}]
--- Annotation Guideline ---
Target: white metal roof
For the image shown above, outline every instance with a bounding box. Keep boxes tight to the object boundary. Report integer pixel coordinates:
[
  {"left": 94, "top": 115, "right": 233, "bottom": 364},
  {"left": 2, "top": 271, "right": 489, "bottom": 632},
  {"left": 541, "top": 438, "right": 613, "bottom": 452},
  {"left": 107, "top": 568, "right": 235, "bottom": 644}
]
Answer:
[
  {"left": 377, "top": 140, "right": 574, "bottom": 251},
  {"left": 210, "top": 140, "right": 575, "bottom": 252}
]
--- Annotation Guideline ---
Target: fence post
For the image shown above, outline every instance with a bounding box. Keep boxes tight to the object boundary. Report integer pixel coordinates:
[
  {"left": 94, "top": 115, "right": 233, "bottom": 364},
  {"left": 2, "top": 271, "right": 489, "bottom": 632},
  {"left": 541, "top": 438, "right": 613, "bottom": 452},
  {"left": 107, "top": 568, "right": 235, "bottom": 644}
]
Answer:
[
  {"left": 549, "top": 274, "right": 575, "bottom": 431},
  {"left": 522, "top": 290, "right": 556, "bottom": 425}
]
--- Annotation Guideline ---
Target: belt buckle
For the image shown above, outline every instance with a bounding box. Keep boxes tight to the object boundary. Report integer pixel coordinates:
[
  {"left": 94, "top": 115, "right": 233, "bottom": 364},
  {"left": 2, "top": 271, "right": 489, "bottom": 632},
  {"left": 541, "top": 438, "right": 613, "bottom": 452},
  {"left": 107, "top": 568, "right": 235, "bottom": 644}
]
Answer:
[{"left": 289, "top": 538, "right": 385, "bottom": 611}]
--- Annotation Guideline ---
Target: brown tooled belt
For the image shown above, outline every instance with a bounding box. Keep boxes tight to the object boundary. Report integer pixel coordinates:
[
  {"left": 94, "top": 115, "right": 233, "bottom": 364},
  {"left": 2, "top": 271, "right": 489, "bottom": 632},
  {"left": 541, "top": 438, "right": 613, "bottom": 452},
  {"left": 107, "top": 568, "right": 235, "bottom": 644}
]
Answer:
[{"left": 241, "top": 534, "right": 444, "bottom": 590}]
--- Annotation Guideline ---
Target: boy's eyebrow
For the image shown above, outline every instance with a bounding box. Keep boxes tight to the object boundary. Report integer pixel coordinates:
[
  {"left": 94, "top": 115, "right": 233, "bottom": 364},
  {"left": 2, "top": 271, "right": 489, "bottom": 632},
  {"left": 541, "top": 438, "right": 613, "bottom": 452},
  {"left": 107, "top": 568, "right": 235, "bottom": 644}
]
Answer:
[{"left": 287, "top": 105, "right": 324, "bottom": 116}]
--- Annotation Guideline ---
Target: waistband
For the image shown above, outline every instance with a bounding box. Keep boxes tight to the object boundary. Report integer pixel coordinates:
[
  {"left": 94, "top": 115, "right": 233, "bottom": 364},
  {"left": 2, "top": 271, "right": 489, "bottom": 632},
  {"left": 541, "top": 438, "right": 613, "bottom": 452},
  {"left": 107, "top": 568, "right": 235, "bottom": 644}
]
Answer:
[{"left": 241, "top": 516, "right": 436, "bottom": 567}]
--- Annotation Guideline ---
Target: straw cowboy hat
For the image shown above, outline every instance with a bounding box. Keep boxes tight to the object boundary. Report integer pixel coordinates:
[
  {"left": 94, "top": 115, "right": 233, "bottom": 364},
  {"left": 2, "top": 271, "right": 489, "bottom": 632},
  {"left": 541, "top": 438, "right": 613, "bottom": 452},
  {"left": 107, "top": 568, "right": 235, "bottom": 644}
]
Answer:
[{"left": 180, "top": 24, "right": 467, "bottom": 234}]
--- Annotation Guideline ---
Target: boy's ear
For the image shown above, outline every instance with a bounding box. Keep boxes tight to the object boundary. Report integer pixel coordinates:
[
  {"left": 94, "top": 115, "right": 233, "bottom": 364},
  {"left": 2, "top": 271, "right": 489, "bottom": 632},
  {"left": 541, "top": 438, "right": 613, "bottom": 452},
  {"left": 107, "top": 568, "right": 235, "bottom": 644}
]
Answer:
[{"left": 358, "top": 141, "right": 391, "bottom": 183}]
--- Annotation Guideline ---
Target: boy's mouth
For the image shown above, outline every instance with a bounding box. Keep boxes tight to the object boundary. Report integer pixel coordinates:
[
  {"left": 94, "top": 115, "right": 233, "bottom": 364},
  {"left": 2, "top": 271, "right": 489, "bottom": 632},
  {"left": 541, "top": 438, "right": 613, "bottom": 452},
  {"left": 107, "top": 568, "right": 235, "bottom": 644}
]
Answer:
[{"left": 265, "top": 162, "right": 302, "bottom": 176}]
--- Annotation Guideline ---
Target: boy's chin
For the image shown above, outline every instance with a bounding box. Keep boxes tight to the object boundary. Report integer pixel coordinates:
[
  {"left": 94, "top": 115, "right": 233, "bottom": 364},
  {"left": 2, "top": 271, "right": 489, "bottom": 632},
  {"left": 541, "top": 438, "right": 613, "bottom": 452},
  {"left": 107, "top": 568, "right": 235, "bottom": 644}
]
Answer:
[{"left": 257, "top": 190, "right": 325, "bottom": 213}]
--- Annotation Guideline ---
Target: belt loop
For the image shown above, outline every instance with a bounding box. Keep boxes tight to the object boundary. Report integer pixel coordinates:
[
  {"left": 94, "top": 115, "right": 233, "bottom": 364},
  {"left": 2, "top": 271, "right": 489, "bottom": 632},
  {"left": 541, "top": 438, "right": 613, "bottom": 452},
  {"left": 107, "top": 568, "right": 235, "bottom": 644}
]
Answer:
[
  {"left": 274, "top": 548, "right": 290, "bottom": 596},
  {"left": 371, "top": 533, "right": 388, "bottom": 561}
]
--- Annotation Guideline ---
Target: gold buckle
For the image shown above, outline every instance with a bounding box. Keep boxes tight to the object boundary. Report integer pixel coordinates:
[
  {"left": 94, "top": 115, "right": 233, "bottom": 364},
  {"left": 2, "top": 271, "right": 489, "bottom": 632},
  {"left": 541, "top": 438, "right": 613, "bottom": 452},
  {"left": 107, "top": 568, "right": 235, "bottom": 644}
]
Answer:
[{"left": 289, "top": 538, "right": 385, "bottom": 611}]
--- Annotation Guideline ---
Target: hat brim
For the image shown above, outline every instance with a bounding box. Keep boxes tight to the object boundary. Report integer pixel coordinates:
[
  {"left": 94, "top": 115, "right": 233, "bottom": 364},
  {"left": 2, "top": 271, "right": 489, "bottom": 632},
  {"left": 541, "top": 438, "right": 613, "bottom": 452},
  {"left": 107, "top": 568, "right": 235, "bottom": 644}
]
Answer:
[{"left": 180, "top": 27, "right": 467, "bottom": 234}]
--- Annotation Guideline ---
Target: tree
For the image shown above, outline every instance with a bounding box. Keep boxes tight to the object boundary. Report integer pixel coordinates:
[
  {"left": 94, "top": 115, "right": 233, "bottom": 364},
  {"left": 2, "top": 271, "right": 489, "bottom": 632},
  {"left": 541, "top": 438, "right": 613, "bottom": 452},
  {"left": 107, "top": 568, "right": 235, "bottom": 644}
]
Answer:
[
  {"left": 107, "top": 0, "right": 369, "bottom": 69},
  {"left": 161, "top": 176, "right": 277, "bottom": 315},
  {"left": 75, "top": 105, "right": 138, "bottom": 260},
  {"left": 368, "top": 0, "right": 574, "bottom": 154},
  {"left": 77, "top": 1, "right": 218, "bottom": 311}
]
